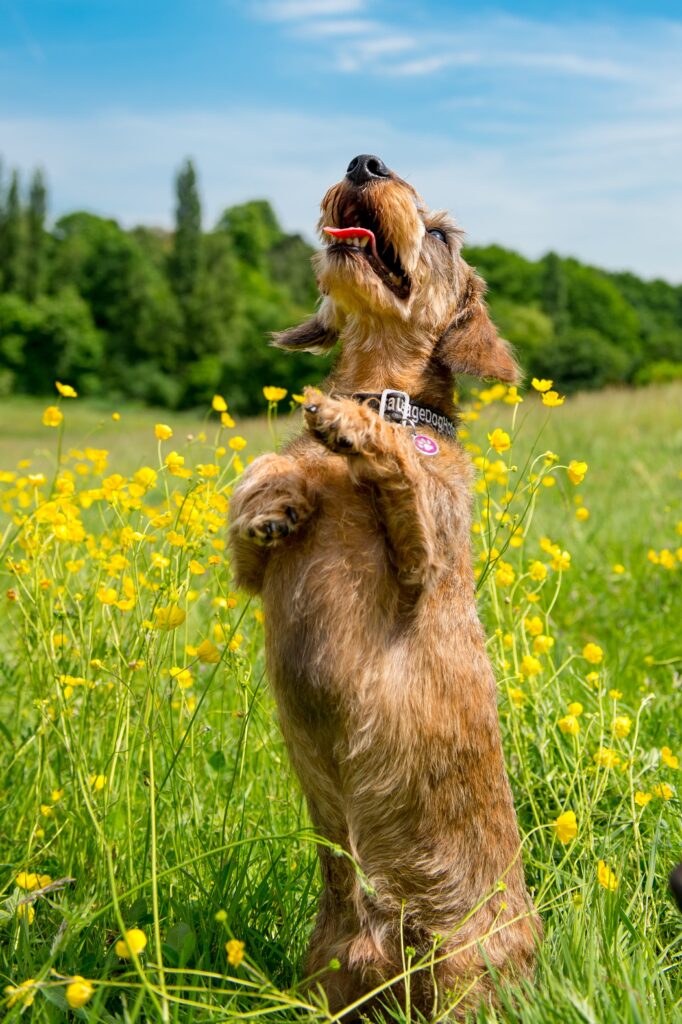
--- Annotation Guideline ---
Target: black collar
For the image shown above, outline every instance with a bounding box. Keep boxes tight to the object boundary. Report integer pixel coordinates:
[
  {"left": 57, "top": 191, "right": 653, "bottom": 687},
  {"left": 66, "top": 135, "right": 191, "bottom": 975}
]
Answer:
[{"left": 340, "top": 389, "right": 457, "bottom": 440}]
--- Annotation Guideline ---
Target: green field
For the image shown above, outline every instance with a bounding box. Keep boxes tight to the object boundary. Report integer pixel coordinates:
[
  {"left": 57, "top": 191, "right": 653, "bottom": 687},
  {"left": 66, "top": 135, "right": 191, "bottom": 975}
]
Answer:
[{"left": 0, "top": 383, "right": 681, "bottom": 1022}]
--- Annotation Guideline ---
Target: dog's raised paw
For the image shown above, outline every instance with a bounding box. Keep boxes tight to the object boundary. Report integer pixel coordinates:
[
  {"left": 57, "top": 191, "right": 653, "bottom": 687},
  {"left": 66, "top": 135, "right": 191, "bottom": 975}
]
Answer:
[
  {"left": 304, "top": 392, "right": 367, "bottom": 455},
  {"left": 243, "top": 506, "right": 302, "bottom": 546}
]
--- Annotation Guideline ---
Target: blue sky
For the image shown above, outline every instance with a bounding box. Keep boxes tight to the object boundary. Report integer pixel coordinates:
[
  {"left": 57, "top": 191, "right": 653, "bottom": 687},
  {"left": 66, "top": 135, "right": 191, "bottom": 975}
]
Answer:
[{"left": 1, "top": 0, "right": 681, "bottom": 279}]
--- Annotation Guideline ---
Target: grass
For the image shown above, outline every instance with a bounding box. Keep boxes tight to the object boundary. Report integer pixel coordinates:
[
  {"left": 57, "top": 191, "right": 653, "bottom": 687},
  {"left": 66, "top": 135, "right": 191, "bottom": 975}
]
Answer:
[{"left": 0, "top": 382, "right": 681, "bottom": 1022}]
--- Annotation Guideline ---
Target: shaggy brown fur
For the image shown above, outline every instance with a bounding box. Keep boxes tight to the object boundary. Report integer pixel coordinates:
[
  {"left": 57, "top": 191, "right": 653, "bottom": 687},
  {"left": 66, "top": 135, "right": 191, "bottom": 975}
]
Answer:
[{"left": 228, "top": 156, "right": 540, "bottom": 1020}]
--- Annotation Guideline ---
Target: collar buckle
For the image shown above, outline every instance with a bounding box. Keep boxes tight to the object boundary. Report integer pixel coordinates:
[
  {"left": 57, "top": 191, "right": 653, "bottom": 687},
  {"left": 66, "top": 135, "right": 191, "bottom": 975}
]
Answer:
[{"left": 378, "top": 389, "right": 411, "bottom": 426}]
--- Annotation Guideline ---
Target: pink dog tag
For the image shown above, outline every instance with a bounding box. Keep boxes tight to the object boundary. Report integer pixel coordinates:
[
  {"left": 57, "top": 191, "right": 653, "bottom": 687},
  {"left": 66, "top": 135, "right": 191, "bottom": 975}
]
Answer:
[{"left": 413, "top": 434, "right": 439, "bottom": 456}]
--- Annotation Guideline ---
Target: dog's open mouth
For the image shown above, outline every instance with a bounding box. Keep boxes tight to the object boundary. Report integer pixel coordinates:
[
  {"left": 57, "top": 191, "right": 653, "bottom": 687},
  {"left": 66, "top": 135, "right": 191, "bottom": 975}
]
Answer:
[{"left": 323, "top": 217, "right": 410, "bottom": 300}]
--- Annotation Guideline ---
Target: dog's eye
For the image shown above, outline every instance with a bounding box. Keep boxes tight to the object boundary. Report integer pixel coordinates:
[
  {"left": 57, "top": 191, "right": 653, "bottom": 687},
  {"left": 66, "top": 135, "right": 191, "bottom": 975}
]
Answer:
[{"left": 428, "top": 228, "right": 447, "bottom": 244}]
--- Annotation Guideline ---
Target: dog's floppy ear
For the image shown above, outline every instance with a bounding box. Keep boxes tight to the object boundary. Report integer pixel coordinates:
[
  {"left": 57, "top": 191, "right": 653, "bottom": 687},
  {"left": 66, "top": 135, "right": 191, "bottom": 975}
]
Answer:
[
  {"left": 271, "top": 297, "right": 341, "bottom": 355},
  {"left": 436, "top": 273, "right": 520, "bottom": 384}
]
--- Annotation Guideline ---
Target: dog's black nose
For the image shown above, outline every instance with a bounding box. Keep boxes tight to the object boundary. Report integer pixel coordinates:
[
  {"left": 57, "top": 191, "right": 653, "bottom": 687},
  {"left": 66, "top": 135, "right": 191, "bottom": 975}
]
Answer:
[{"left": 346, "top": 154, "right": 391, "bottom": 185}]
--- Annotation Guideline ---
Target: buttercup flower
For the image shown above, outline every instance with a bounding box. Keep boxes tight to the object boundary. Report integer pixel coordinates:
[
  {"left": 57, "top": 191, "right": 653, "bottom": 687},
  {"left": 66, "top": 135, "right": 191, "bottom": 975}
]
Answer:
[
  {"left": 532, "top": 378, "right": 553, "bottom": 392},
  {"left": 635, "top": 791, "right": 652, "bottom": 807},
  {"left": 263, "top": 386, "right": 287, "bottom": 402},
  {"left": 520, "top": 655, "right": 542, "bottom": 678},
  {"left": 4, "top": 979, "right": 37, "bottom": 1008},
  {"left": 554, "top": 810, "right": 578, "bottom": 844},
  {"left": 541, "top": 391, "right": 565, "bottom": 408},
  {"left": 567, "top": 460, "right": 588, "bottom": 485},
  {"left": 594, "top": 747, "right": 621, "bottom": 768},
  {"left": 225, "top": 938, "right": 245, "bottom": 966},
  {"left": 55, "top": 381, "right": 78, "bottom": 398},
  {"left": 155, "top": 423, "right": 173, "bottom": 440},
  {"left": 42, "top": 406, "right": 63, "bottom": 427},
  {"left": 558, "top": 715, "right": 580, "bottom": 736},
  {"left": 652, "top": 783, "right": 673, "bottom": 801},
  {"left": 66, "top": 977, "right": 94, "bottom": 1009},
  {"left": 661, "top": 747, "right": 679, "bottom": 769},
  {"left": 583, "top": 642, "right": 604, "bottom": 665},
  {"left": 212, "top": 394, "right": 228, "bottom": 412},
  {"left": 229, "top": 436, "right": 247, "bottom": 451},
  {"left": 597, "top": 860, "right": 618, "bottom": 891},
  {"left": 115, "top": 928, "right": 147, "bottom": 958},
  {"left": 613, "top": 715, "right": 632, "bottom": 738},
  {"left": 487, "top": 428, "right": 511, "bottom": 454},
  {"left": 528, "top": 560, "right": 547, "bottom": 582}
]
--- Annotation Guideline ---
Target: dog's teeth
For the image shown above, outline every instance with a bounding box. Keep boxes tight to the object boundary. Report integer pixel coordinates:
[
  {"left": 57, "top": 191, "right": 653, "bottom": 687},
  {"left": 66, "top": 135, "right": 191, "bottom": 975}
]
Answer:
[{"left": 358, "top": 237, "right": 368, "bottom": 248}]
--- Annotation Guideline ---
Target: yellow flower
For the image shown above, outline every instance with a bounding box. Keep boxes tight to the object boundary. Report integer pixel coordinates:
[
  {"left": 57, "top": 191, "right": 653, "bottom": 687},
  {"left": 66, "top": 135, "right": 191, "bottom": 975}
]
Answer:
[
  {"left": 112, "top": 411, "right": 121, "bottom": 421},
  {"left": 263, "top": 386, "right": 288, "bottom": 402},
  {"left": 567, "top": 460, "right": 588, "bottom": 485},
  {"left": 133, "top": 466, "right": 157, "bottom": 489},
  {"left": 520, "top": 654, "right": 542, "bottom": 678},
  {"left": 634, "top": 791, "right": 652, "bottom": 807},
  {"left": 155, "top": 423, "right": 173, "bottom": 440},
  {"left": 55, "top": 381, "right": 78, "bottom": 398},
  {"left": 661, "top": 747, "right": 679, "bottom": 769},
  {"left": 653, "top": 782, "right": 673, "bottom": 801},
  {"left": 487, "top": 428, "right": 511, "bottom": 453},
  {"left": 558, "top": 714, "right": 580, "bottom": 736},
  {"left": 16, "top": 871, "right": 51, "bottom": 891},
  {"left": 166, "top": 530, "right": 186, "bottom": 547},
  {"left": 597, "top": 860, "right": 618, "bottom": 891},
  {"left": 531, "top": 378, "right": 553, "bottom": 392},
  {"left": 115, "top": 928, "right": 147, "bottom": 958},
  {"left": 528, "top": 560, "right": 547, "bottom": 582},
  {"left": 533, "top": 634, "right": 554, "bottom": 655},
  {"left": 4, "top": 978, "right": 37, "bottom": 1008},
  {"left": 495, "top": 561, "right": 515, "bottom": 587},
  {"left": 89, "top": 774, "right": 106, "bottom": 791},
  {"left": 593, "top": 747, "right": 621, "bottom": 768},
  {"left": 42, "top": 405, "right": 63, "bottom": 427},
  {"left": 189, "top": 559, "right": 206, "bottom": 575},
  {"left": 221, "top": 411, "right": 236, "bottom": 428},
  {"left": 554, "top": 810, "right": 578, "bottom": 844},
  {"left": 575, "top": 506, "right": 590, "bottom": 522},
  {"left": 509, "top": 687, "right": 526, "bottom": 707},
  {"left": 608, "top": 689, "right": 622, "bottom": 699},
  {"left": 212, "top": 394, "right": 228, "bottom": 412},
  {"left": 541, "top": 390, "right": 565, "bottom": 407},
  {"left": 164, "top": 451, "right": 192, "bottom": 478},
  {"left": 524, "top": 616, "right": 543, "bottom": 637},
  {"left": 613, "top": 715, "right": 632, "bottom": 738},
  {"left": 613, "top": 563, "right": 625, "bottom": 574},
  {"left": 583, "top": 642, "right": 604, "bottom": 665},
  {"left": 170, "top": 666, "right": 193, "bottom": 690},
  {"left": 225, "top": 938, "right": 245, "bottom": 966},
  {"left": 66, "top": 977, "right": 94, "bottom": 1009},
  {"left": 551, "top": 549, "right": 571, "bottom": 572},
  {"left": 153, "top": 605, "right": 186, "bottom": 630},
  {"left": 567, "top": 701, "right": 583, "bottom": 716},
  {"left": 17, "top": 904, "right": 35, "bottom": 924},
  {"left": 197, "top": 638, "right": 221, "bottom": 664},
  {"left": 229, "top": 436, "right": 247, "bottom": 451}
]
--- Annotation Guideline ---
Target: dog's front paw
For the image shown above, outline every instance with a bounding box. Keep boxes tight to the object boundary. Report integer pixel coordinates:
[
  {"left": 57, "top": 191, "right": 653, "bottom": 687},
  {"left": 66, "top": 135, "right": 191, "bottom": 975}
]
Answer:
[
  {"left": 304, "top": 389, "right": 369, "bottom": 455},
  {"left": 242, "top": 505, "right": 302, "bottom": 546}
]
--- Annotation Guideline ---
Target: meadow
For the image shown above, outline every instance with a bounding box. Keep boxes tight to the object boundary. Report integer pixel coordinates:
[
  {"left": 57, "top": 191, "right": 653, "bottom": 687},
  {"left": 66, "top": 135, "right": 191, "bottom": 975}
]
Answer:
[{"left": 1, "top": 381, "right": 681, "bottom": 1022}]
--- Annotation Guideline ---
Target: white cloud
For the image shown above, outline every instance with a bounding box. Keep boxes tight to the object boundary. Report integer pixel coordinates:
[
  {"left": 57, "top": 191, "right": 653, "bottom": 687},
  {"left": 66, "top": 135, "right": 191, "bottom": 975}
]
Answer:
[
  {"left": 256, "top": 0, "right": 364, "bottom": 21},
  {"left": 1, "top": 105, "right": 680, "bottom": 280}
]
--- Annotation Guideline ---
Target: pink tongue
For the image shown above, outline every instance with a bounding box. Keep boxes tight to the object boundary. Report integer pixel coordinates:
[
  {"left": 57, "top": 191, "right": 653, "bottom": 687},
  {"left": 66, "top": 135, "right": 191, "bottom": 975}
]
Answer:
[{"left": 324, "top": 226, "right": 377, "bottom": 258}]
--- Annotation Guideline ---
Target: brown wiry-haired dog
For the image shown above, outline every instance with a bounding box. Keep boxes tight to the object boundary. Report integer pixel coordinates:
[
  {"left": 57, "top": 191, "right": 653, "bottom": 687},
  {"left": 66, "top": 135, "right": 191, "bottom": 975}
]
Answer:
[{"left": 229, "top": 155, "right": 540, "bottom": 1020}]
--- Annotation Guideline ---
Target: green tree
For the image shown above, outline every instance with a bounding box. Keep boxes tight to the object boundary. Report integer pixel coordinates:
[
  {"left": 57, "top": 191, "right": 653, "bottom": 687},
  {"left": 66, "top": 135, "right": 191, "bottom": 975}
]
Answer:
[
  {"left": 541, "top": 252, "right": 568, "bottom": 333},
  {"left": 169, "top": 159, "right": 202, "bottom": 310},
  {"left": 25, "top": 168, "right": 48, "bottom": 301},
  {"left": 0, "top": 170, "right": 24, "bottom": 294}
]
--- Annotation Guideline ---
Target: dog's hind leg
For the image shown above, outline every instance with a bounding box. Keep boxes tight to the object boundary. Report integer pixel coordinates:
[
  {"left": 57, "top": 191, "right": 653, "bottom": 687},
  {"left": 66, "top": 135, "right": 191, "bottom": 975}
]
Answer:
[{"left": 228, "top": 453, "right": 316, "bottom": 593}]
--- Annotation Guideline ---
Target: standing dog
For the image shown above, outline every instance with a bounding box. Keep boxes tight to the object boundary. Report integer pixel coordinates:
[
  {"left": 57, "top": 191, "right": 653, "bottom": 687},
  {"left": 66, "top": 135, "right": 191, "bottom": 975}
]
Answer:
[{"left": 229, "top": 155, "right": 540, "bottom": 1019}]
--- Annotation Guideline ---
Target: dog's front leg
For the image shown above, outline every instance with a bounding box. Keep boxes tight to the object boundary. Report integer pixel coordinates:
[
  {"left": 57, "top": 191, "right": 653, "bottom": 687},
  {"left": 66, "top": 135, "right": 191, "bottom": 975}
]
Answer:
[
  {"left": 228, "top": 453, "right": 316, "bottom": 593},
  {"left": 304, "top": 391, "right": 444, "bottom": 597}
]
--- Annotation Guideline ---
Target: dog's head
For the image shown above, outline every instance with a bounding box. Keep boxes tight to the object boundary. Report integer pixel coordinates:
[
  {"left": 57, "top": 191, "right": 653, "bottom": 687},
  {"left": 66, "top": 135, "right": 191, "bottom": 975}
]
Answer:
[{"left": 274, "top": 154, "right": 519, "bottom": 386}]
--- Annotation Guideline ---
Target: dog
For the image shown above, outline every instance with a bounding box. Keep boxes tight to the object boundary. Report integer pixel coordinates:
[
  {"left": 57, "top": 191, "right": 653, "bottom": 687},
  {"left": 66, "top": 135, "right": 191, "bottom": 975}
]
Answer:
[{"left": 228, "top": 154, "right": 540, "bottom": 1019}]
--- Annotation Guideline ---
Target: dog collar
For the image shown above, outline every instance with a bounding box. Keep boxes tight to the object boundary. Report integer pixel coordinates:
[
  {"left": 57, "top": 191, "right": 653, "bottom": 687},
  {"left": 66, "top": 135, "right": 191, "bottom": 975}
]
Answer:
[{"left": 344, "top": 389, "right": 457, "bottom": 440}]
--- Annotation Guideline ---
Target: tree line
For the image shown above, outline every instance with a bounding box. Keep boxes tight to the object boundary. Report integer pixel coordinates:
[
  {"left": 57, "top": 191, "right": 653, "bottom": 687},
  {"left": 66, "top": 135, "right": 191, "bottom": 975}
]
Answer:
[{"left": 0, "top": 156, "right": 680, "bottom": 414}]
